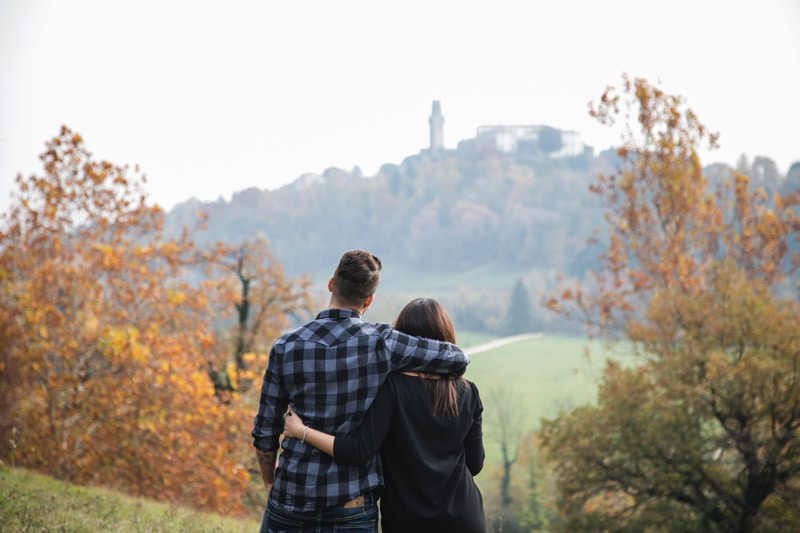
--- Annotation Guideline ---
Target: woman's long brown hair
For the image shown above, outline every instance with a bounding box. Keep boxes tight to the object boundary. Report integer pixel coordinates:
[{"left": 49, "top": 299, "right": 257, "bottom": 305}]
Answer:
[{"left": 394, "top": 298, "right": 464, "bottom": 417}]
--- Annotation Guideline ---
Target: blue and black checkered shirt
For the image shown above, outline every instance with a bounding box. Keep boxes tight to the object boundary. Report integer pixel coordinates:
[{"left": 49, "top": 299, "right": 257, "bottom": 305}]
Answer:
[{"left": 252, "top": 308, "right": 469, "bottom": 512}]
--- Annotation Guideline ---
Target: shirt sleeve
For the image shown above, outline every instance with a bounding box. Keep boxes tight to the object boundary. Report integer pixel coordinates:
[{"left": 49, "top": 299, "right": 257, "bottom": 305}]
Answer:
[
  {"left": 464, "top": 381, "right": 485, "bottom": 475},
  {"left": 251, "top": 343, "right": 289, "bottom": 451},
  {"left": 332, "top": 378, "right": 396, "bottom": 466},
  {"left": 379, "top": 326, "right": 469, "bottom": 376}
]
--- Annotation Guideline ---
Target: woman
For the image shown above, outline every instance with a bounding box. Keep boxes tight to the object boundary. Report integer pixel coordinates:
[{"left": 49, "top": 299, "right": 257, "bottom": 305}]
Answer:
[{"left": 283, "top": 297, "right": 486, "bottom": 533}]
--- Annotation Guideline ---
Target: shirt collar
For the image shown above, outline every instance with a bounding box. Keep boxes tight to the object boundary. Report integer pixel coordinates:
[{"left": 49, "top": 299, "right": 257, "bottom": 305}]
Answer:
[{"left": 316, "top": 308, "right": 362, "bottom": 321}]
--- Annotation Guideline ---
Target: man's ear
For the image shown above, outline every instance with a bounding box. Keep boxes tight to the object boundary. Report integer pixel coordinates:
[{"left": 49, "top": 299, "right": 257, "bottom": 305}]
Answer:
[
  {"left": 363, "top": 294, "right": 375, "bottom": 309},
  {"left": 327, "top": 277, "right": 334, "bottom": 292}
]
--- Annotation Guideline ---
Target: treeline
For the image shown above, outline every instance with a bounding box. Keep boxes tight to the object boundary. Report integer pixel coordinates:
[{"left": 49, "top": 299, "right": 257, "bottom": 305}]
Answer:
[
  {"left": 166, "top": 146, "right": 607, "bottom": 279},
  {"left": 163, "top": 134, "right": 800, "bottom": 336},
  {"left": 166, "top": 144, "right": 800, "bottom": 282}
]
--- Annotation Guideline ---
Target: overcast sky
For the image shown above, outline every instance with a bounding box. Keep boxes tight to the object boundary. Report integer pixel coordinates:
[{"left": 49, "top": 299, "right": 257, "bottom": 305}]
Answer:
[{"left": 1, "top": 0, "right": 798, "bottom": 212}]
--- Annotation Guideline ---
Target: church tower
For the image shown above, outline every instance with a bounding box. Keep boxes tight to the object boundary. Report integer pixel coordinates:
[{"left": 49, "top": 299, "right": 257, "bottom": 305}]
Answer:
[{"left": 429, "top": 100, "right": 444, "bottom": 151}]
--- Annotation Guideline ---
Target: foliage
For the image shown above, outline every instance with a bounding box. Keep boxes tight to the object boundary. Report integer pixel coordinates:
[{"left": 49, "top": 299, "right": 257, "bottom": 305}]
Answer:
[
  {"left": 518, "top": 433, "right": 554, "bottom": 533},
  {"left": 164, "top": 144, "right": 604, "bottom": 283},
  {"left": 547, "top": 75, "right": 799, "bottom": 335},
  {"left": 199, "top": 235, "right": 314, "bottom": 402},
  {"left": 542, "top": 76, "right": 800, "bottom": 531},
  {"left": 0, "top": 465, "right": 259, "bottom": 532},
  {"left": 543, "top": 270, "right": 800, "bottom": 531},
  {"left": 538, "top": 126, "right": 563, "bottom": 154},
  {"left": 0, "top": 127, "right": 272, "bottom": 516}
]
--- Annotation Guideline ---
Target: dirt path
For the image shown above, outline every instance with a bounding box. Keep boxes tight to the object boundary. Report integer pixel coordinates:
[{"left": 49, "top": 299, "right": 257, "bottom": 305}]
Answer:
[{"left": 465, "top": 333, "right": 543, "bottom": 356}]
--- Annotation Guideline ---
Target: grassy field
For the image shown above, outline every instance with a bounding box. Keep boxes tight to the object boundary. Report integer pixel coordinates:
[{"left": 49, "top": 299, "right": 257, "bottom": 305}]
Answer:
[
  {"left": 464, "top": 335, "right": 634, "bottom": 460},
  {"left": 0, "top": 465, "right": 260, "bottom": 533},
  {"left": 458, "top": 334, "right": 635, "bottom": 504}
]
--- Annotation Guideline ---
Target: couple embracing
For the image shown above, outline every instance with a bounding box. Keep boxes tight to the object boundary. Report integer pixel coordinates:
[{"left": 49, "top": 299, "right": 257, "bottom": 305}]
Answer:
[{"left": 252, "top": 250, "right": 486, "bottom": 533}]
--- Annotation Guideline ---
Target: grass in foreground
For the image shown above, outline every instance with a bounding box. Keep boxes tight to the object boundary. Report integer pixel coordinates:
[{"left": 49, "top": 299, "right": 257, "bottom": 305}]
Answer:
[{"left": 0, "top": 465, "right": 260, "bottom": 533}]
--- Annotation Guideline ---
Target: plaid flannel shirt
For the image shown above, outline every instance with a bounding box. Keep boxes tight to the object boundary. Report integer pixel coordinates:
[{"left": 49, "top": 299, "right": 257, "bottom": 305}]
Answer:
[{"left": 251, "top": 308, "right": 469, "bottom": 512}]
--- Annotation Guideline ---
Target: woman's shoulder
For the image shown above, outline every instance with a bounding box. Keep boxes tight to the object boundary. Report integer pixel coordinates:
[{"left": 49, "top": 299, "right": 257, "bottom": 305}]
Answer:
[
  {"left": 460, "top": 379, "right": 483, "bottom": 404},
  {"left": 459, "top": 377, "right": 480, "bottom": 391}
]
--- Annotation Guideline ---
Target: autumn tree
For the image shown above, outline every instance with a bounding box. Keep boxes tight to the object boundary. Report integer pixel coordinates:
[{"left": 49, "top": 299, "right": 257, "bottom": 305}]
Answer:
[
  {"left": 199, "top": 235, "right": 313, "bottom": 402},
  {"left": 0, "top": 127, "right": 251, "bottom": 515},
  {"left": 541, "top": 76, "right": 800, "bottom": 531}
]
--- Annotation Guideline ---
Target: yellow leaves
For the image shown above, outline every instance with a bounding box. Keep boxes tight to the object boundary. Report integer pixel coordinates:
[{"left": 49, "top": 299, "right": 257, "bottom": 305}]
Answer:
[
  {"left": 225, "top": 360, "right": 239, "bottom": 390},
  {"left": 198, "top": 331, "right": 215, "bottom": 351},
  {"left": 167, "top": 289, "right": 186, "bottom": 305},
  {"left": 92, "top": 243, "right": 123, "bottom": 270},
  {"left": 129, "top": 339, "right": 149, "bottom": 362},
  {"left": 0, "top": 128, "right": 266, "bottom": 516}
]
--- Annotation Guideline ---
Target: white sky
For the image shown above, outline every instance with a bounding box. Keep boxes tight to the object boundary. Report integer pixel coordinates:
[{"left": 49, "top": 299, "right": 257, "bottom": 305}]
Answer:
[{"left": 1, "top": 0, "right": 799, "bottom": 212}]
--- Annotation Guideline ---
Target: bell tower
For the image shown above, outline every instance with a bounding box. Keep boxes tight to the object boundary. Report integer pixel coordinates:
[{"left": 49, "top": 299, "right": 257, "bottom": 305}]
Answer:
[{"left": 428, "top": 100, "right": 444, "bottom": 151}]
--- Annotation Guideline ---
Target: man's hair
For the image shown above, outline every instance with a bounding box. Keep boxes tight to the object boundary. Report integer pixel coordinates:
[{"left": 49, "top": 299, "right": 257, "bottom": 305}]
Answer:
[{"left": 331, "top": 250, "right": 382, "bottom": 307}]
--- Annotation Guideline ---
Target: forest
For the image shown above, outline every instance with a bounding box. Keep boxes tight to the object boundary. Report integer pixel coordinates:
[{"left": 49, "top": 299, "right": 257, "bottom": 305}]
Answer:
[{"left": 2, "top": 75, "right": 800, "bottom": 532}]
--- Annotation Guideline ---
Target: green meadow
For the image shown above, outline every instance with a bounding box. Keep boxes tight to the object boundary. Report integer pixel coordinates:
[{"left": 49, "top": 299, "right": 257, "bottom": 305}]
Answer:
[{"left": 463, "top": 335, "right": 634, "bottom": 461}]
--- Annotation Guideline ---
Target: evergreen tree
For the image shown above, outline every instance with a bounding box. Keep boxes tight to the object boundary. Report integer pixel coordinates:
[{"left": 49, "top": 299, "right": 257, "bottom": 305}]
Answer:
[{"left": 507, "top": 278, "right": 532, "bottom": 334}]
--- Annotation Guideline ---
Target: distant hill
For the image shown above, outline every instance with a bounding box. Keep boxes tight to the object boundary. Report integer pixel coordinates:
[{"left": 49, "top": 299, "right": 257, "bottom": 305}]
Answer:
[
  {"left": 167, "top": 141, "right": 610, "bottom": 272},
  {"left": 163, "top": 134, "right": 795, "bottom": 334}
]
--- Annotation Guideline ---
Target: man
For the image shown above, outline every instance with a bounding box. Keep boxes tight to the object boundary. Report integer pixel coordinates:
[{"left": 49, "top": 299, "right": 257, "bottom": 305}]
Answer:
[{"left": 252, "top": 250, "right": 469, "bottom": 533}]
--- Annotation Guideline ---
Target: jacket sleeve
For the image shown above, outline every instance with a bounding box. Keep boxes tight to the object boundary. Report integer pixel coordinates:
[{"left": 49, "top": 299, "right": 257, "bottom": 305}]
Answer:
[
  {"left": 333, "top": 379, "right": 396, "bottom": 466},
  {"left": 379, "top": 325, "right": 469, "bottom": 376},
  {"left": 464, "top": 381, "right": 485, "bottom": 475}
]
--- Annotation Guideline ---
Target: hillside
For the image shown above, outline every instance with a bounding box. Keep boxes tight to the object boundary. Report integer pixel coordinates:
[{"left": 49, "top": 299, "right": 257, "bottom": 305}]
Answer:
[
  {"left": 164, "top": 138, "right": 796, "bottom": 333},
  {"left": 0, "top": 465, "right": 259, "bottom": 532},
  {"left": 168, "top": 141, "right": 608, "bottom": 274},
  {"left": 165, "top": 142, "right": 609, "bottom": 332}
]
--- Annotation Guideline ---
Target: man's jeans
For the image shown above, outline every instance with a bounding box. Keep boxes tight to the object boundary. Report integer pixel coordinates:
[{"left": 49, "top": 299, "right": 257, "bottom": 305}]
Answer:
[{"left": 260, "top": 494, "right": 378, "bottom": 533}]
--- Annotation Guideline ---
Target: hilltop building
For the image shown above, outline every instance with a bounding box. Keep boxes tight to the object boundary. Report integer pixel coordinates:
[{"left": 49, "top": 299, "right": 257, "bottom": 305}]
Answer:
[
  {"left": 424, "top": 100, "right": 589, "bottom": 159},
  {"left": 429, "top": 100, "right": 444, "bottom": 151},
  {"left": 473, "top": 124, "right": 585, "bottom": 157}
]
